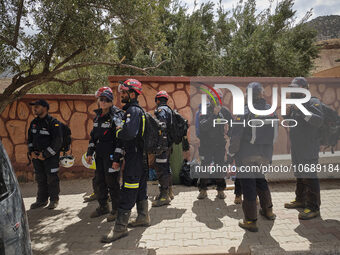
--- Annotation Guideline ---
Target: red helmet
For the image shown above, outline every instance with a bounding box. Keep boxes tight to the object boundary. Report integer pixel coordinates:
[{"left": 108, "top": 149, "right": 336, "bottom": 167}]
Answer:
[
  {"left": 155, "top": 90, "right": 169, "bottom": 101},
  {"left": 95, "top": 87, "right": 112, "bottom": 98},
  {"left": 118, "top": 79, "right": 142, "bottom": 95}
]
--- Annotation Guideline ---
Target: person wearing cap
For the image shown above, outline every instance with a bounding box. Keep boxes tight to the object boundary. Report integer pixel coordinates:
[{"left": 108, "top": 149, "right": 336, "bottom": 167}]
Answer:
[
  {"left": 227, "top": 82, "right": 277, "bottom": 232},
  {"left": 86, "top": 87, "right": 124, "bottom": 221},
  {"left": 101, "top": 79, "right": 150, "bottom": 243},
  {"left": 196, "top": 88, "right": 232, "bottom": 200},
  {"left": 284, "top": 77, "right": 324, "bottom": 220},
  {"left": 27, "top": 99, "right": 63, "bottom": 210},
  {"left": 152, "top": 90, "right": 174, "bottom": 207}
]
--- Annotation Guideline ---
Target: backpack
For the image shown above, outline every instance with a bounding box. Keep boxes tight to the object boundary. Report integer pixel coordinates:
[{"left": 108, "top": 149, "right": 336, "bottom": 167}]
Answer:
[
  {"left": 179, "top": 160, "right": 197, "bottom": 186},
  {"left": 166, "top": 106, "right": 189, "bottom": 145},
  {"left": 319, "top": 102, "right": 340, "bottom": 153},
  {"left": 136, "top": 106, "right": 168, "bottom": 154}
]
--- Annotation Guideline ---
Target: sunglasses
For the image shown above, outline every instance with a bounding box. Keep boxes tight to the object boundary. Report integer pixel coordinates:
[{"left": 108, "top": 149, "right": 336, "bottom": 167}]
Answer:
[{"left": 99, "top": 97, "right": 112, "bottom": 103}]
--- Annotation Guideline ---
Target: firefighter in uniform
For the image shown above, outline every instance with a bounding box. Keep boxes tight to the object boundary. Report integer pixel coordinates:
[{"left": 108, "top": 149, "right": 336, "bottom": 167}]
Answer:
[
  {"left": 86, "top": 87, "right": 124, "bottom": 221},
  {"left": 84, "top": 87, "right": 113, "bottom": 203},
  {"left": 101, "top": 79, "right": 150, "bottom": 243},
  {"left": 152, "top": 90, "right": 174, "bottom": 207},
  {"left": 284, "top": 77, "right": 324, "bottom": 220},
  {"left": 196, "top": 88, "right": 232, "bottom": 200},
  {"left": 227, "top": 82, "right": 277, "bottom": 232},
  {"left": 27, "top": 99, "right": 63, "bottom": 210}
]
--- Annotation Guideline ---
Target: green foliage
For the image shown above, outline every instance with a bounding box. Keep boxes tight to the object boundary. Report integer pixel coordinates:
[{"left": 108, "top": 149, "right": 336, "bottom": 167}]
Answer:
[{"left": 1, "top": 0, "right": 319, "bottom": 96}]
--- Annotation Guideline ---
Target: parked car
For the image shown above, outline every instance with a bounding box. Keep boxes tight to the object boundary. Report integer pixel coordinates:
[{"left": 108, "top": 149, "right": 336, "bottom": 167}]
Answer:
[{"left": 0, "top": 140, "right": 32, "bottom": 255}]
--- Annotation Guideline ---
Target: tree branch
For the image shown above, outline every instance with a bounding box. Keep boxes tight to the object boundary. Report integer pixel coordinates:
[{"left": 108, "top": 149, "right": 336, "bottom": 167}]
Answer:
[
  {"left": 50, "top": 77, "right": 91, "bottom": 86},
  {"left": 13, "top": 0, "right": 24, "bottom": 46},
  {"left": 52, "top": 47, "right": 84, "bottom": 71}
]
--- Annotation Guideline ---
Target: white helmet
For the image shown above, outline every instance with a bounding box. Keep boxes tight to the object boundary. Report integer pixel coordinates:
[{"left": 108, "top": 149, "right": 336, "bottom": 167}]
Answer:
[
  {"left": 81, "top": 153, "right": 96, "bottom": 170},
  {"left": 60, "top": 155, "right": 75, "bottom": 168}
]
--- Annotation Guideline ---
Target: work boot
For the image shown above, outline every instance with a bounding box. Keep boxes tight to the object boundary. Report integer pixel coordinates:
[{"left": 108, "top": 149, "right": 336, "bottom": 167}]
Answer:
[
  {"left": 47, "top": 200, "right": 59, "bottom": 210},
  {"left": 101, "top": 209, "right": 131, "bottom": 243},
  {"left": 107, "top": 211, "right": 118, "bottom": 222},
  {"left": 284, "top": 200, "right": 304, "bottom": 209},
  {"left": 197, "top": 189, "right": 207, "bottom": 199},
  {"left": 298, "top": 208, "right": 320, "bottom": 220},
  {"left": 90, "top": 204, "right": 109, "bottom": 218},
  {"left": 30, "top": 200, "right": 48, "bottom": 210},
  {"left": 259, "top": 207, "right": 276, "bottom": 220},
  {"left": 128, "top": 200, "right": 151, "bottom": 227},
  {"left": 168, "top": 186, "right": 174, "bottom": 200},
  {"left": 152, "top": 189, "right": 171, "bottom": 207},
  {"left": 216, "top": 190, "right": 226, "bottom": 199},
  {"left": 83, "top": 193, "right": 97, "bottom": 203},
  {"left": 234, "top": 195, "right": 242, "bottom": 204},
  {"left": 239, "top": 219, "right": 258, "bottom": 232}
]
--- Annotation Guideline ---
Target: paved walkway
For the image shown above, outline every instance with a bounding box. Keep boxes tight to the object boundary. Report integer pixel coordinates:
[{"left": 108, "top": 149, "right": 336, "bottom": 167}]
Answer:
[{"left": 20, "top": 179, "right": 340, "bottom": 255}]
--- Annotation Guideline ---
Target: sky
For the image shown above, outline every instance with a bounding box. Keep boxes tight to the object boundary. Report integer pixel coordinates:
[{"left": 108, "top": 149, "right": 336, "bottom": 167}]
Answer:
[{"left": 181, "top": 0, "right": 340, "bottom": 21}]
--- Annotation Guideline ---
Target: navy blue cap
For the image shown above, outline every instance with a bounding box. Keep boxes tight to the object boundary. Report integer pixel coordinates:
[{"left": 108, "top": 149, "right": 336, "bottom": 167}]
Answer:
[{"left": 29, "top": 99, "right": 50, "bottom": 110}]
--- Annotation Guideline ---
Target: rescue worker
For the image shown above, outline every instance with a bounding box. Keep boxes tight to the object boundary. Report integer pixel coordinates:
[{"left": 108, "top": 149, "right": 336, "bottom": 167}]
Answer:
[
  {"left": 27, "top": 99, "right": 63, "bottom": 210},
  {"left": 86, "top": 87, "right": 124, "bottom": 221},
  {"left": 284, "top": 77, "right": 324, "bottom": 220},
  {"left": 196, "top": 88, "right": 233, "bottom": 200},
  {"left": 152, "top": 90, "right": 174, "bottom": 207},
  {"left": 101, "top": 79, "right": 150, "bottom": 243},
  {"left": 227, "top": 82, "right": 277, "bottom": 232},
  {"left": 84, "top": 87, "right": 113, "bottom": 203}
]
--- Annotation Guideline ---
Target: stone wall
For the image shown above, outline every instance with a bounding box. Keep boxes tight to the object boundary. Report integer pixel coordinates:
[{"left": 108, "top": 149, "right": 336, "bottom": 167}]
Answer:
[{"left": 1, "top": 76, "right": 339, "bottom": 181}]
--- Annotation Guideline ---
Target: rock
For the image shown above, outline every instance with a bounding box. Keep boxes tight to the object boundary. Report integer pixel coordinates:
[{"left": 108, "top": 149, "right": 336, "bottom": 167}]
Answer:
[
  {"left": 173, "top": 90, "right": 188, "bottom": 109},
  {"left": 74, "top": 100, "right": 87, "bottom": 112},
  {"left": 150, "top": 82, "right": 159, "bottom": 90},
  {"left": 186, "top": 83, "right": 195, "bottom": 95},
  {"left": 142, "top": 85, "right": 158, "bottom": 109},
  {"left": 318, "top": 84, "right": 326, "bottom": 93},
  {"left": 15, "top": 144, "right": 29, "bottom": 164},
  {"left": 178, "top": 106, "right": 193, "bottom": 125},
  {"left": 167, "top": 95, "right": 175, "bottom": 109},
  {"left": 323, "top": 87, "right": 336, "bottom": 105},
  {"left": 71, "top": 140, "right": 89, "bottom": 165},
  {"left": 139, "top": 95, "right": 147, "bottom": 108},
  {"left": 9, "top": 101, "right": 17, "bottom": 119},
  {"left": 177, "top": 83, "right": 184, "bottom": 89},
  {"left": 2, "top": 138, "right": 13, "bottom": 159},
  {"left": 337, "top": 88, "right": 340, "bottom": 101},
  {"left": 159, "top": 83, "right": 175, "bottom": 93},
  {"left": 87, "top": 119, "right": 93, "bottom": 137},
  {"left": 60, "top": 101, "right": 72, "bottom": 121},
  {"left": 67, "top": 100, "right": 74, "bottom": 110},
  {"left": 17, "top": 102, "right": 29, "bottom": 120},
  {"left": 264, "top": 85, "right": 273, "bottom": 97},
  {"left": 0, "top": 118, "right": 8, "bottom": 137},
  {"left": 25, "top": 115, "right": 35, "bottom": 140},
  {"left": 87, "top": 102, "right": 98, "bottom": 115},
  {"left": 69, "top": 112, "right": 87, "bottom": 139},
  {"left": 6, "top": 120, "right": 26, "bottom": 145},
  {"left": 47, "top": 100, "right": 58, "bottom": 113},
  {"left": 190, "top": 93, "right": 202, "bottom": 112},
  {"left": 1, "top": 104, "right": 10, "bottom": 119},
  {"left": 309, "top": 84, "right": 321, "bottom": 99}
]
